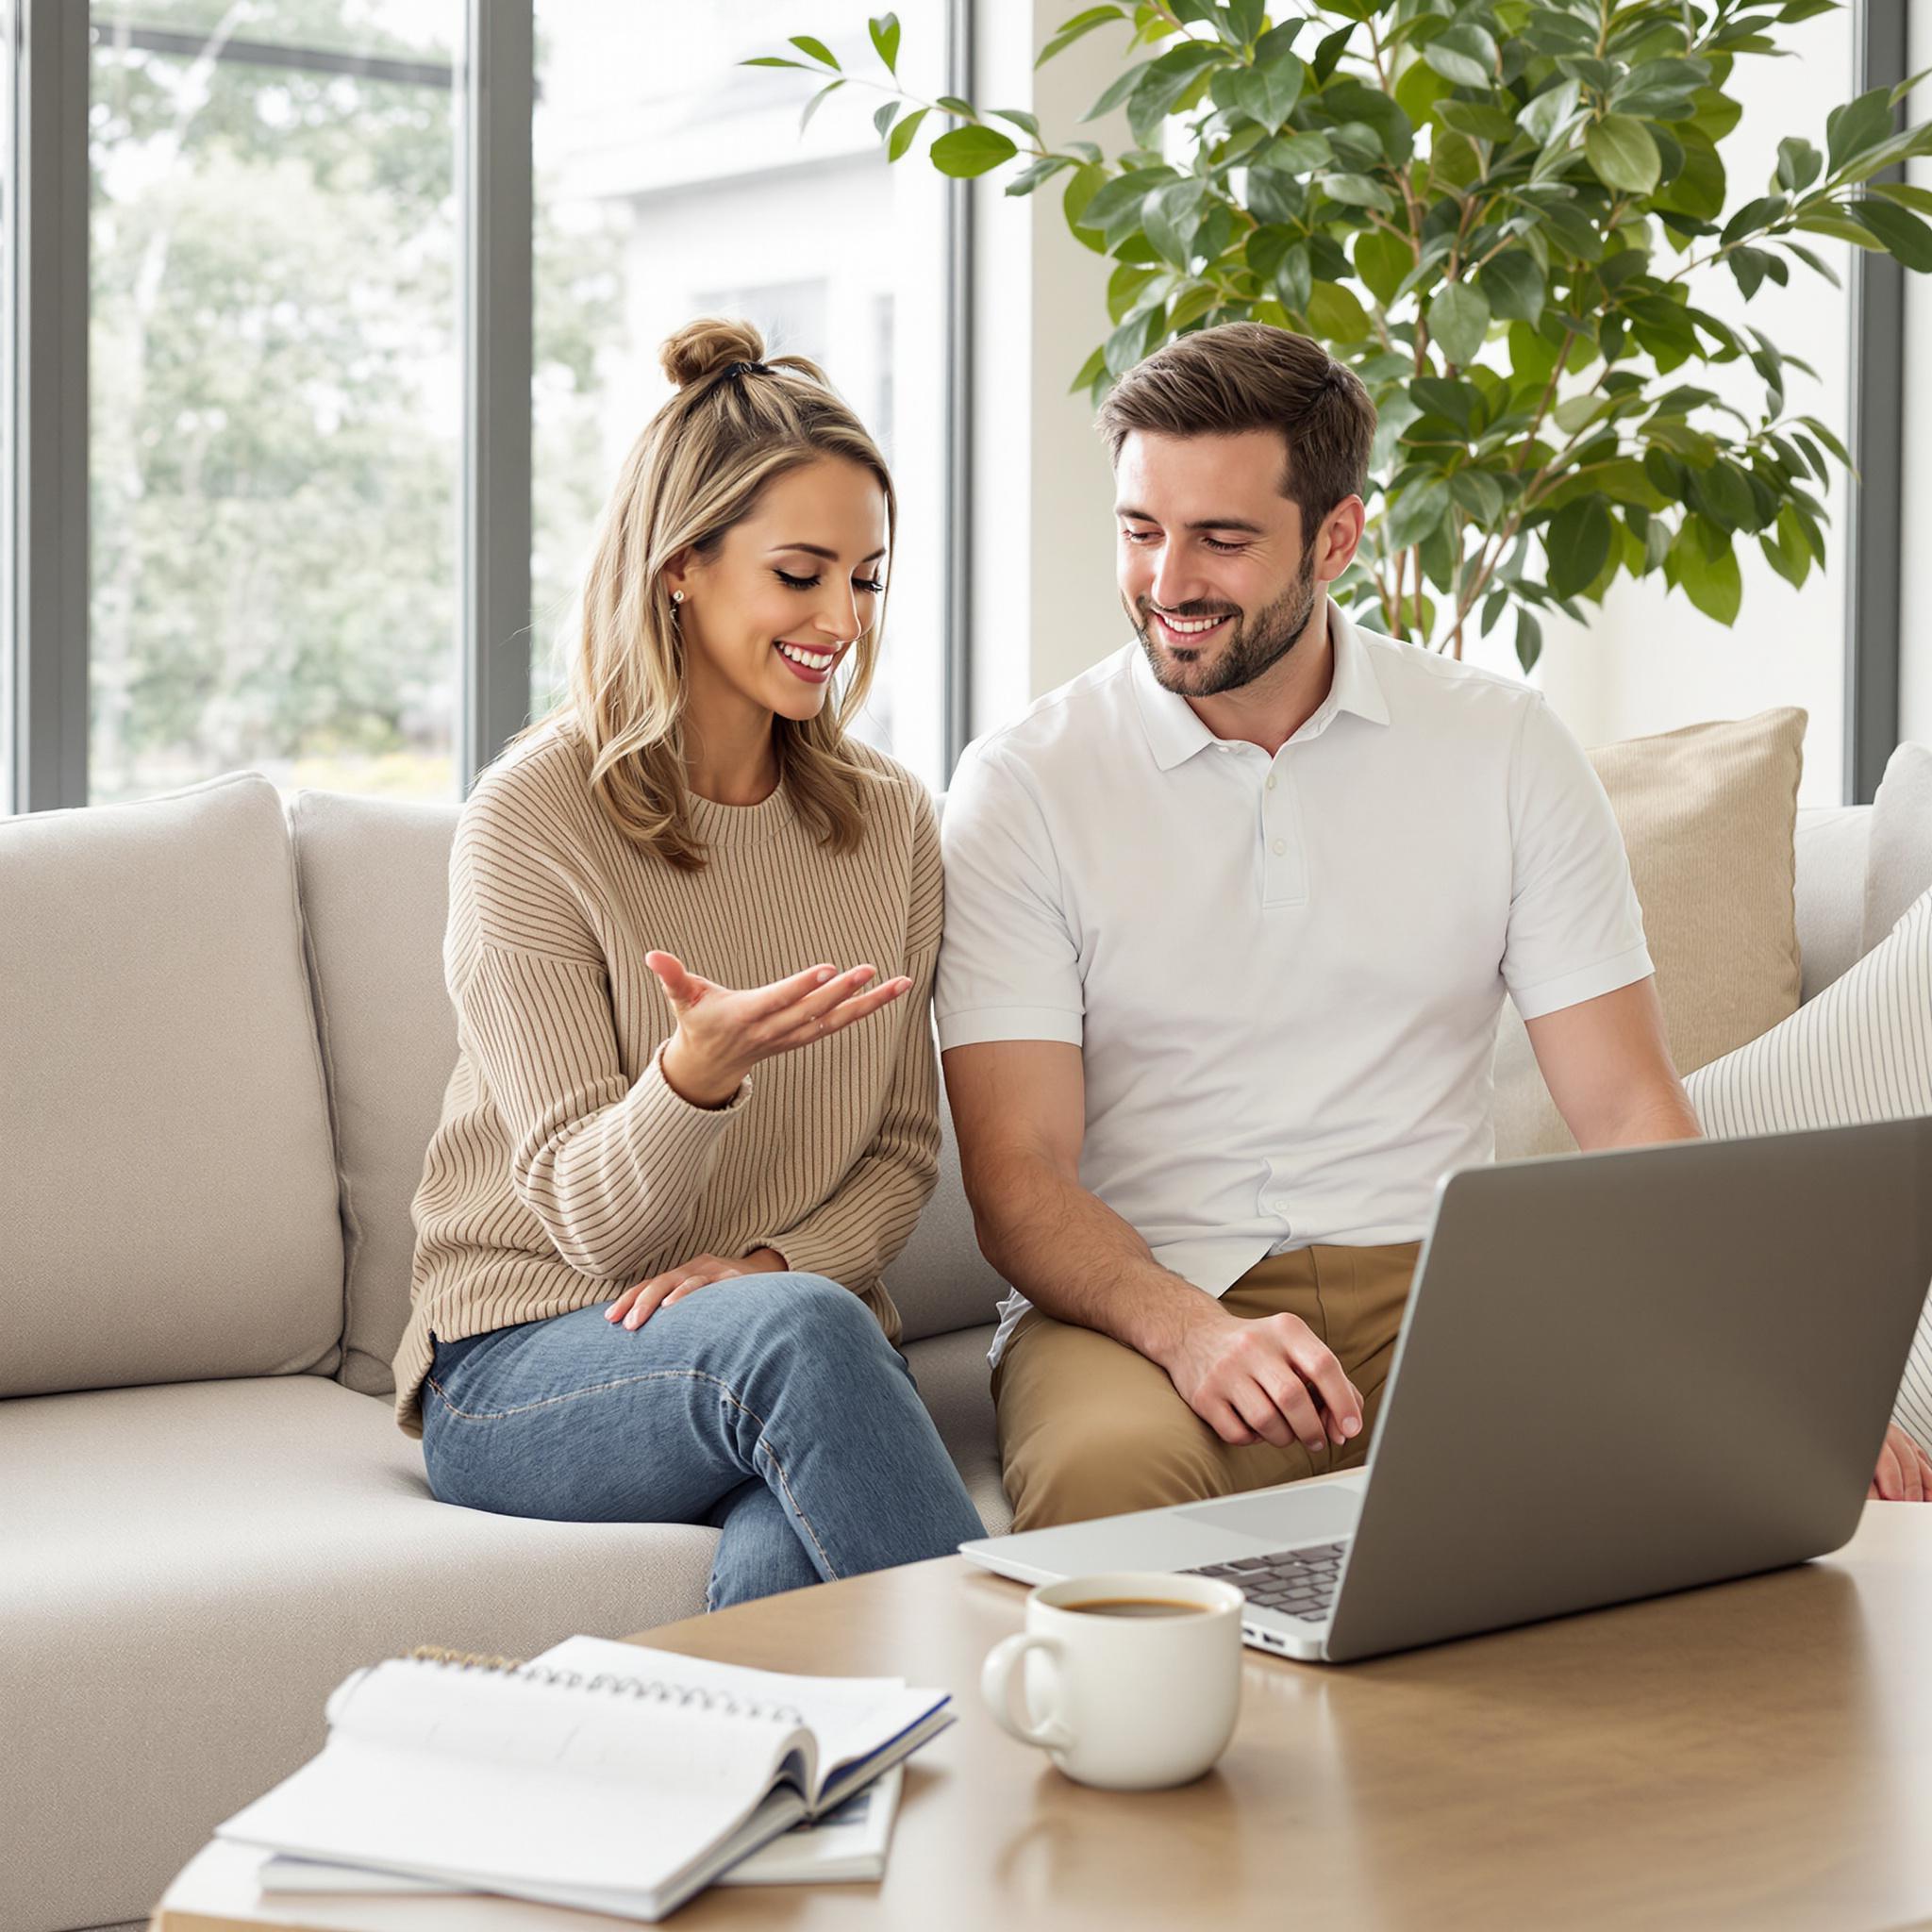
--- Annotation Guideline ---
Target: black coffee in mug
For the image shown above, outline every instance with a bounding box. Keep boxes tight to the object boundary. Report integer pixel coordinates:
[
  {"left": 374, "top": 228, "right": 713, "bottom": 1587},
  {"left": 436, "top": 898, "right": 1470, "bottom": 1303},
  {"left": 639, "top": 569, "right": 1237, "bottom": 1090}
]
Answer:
[{"left": 1063, "top": 1597, "right": 1208, "bottom": 1618}]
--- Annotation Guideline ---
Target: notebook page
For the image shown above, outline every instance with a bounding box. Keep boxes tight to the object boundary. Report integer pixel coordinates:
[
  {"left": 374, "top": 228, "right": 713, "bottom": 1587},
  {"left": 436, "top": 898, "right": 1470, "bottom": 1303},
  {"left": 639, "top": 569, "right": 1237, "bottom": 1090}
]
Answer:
[
  {"left": 531, "top": 1634, "right": 947, "bottom": 1805},
  {"left": 218, "top": 1659, "right": 812, "bottom": 1902}
]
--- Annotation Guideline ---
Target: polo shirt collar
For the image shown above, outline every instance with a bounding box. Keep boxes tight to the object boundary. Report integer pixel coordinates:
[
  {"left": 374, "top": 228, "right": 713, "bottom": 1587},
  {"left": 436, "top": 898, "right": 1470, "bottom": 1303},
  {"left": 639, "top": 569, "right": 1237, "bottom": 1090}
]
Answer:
[{"left": 1128, "top": 598, "right": 1391, "bottom": 772}]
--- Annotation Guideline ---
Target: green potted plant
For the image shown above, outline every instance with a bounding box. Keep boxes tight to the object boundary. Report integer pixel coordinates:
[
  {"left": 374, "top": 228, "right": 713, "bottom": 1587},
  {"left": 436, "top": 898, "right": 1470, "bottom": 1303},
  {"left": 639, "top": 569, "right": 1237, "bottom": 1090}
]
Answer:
[{"left": 750, "top": 4, "right": 1932, "bottom": 665}]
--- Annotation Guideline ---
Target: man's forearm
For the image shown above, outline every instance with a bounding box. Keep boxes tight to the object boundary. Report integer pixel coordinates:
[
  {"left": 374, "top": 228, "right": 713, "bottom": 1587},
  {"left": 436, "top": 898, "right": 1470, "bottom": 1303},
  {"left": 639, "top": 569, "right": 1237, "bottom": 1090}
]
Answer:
[
  {"left": 968, "top": 1151, "right": 1216, "bottom": 1368},
  {"left": 1582, "top": 1086, "right": 1703, "bottom": 1151}
]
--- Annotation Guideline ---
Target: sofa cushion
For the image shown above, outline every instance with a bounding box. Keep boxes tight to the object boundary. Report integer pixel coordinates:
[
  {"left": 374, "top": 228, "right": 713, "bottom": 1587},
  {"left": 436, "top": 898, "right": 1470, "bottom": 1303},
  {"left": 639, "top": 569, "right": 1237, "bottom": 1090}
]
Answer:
[
  {"left": 1794, "top": 804, "right": 1873, "bottom": 1002},
  {"left": 0, "top": 1376, "right": 719, "bottom": 1931},
  {"left": 1685, "top": 884, "right": 1932, "bottom": 1447},
  {"left": 289, "top": 790, "right": 464, "bottom": 1395},
  {"left": 904, "top": 1321, "right": 1010, "bottom": 1533},
  {"left": 0, "top": 772, "right": 343, "bottom": 1396},
  {"left": 1864, "top": 741, "right": 1932, "bottom": 955},
  {"left": 1495, "top": 708, "right": 1806, "bottom": 1159},
  {"left": 291, "top": 789, "right": 1012, "bottom": 1393}
]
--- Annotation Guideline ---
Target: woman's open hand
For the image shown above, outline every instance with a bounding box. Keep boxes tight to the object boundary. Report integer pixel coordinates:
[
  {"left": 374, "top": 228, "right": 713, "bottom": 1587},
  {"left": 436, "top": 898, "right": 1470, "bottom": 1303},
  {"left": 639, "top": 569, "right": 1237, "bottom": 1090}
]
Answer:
[
  {"left": 646, "top": 951, "right": 912, "bottom": 1108},
  {"left": 606, "top": 1246, "right": 790, "bottom": 1331}
]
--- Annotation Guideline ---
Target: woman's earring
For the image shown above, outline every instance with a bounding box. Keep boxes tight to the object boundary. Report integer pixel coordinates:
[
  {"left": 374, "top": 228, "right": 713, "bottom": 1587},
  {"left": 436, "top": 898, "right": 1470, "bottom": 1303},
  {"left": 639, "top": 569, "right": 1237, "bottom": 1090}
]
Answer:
[{"left": 670, "top": 591, "right": 684, "bottom": 622}]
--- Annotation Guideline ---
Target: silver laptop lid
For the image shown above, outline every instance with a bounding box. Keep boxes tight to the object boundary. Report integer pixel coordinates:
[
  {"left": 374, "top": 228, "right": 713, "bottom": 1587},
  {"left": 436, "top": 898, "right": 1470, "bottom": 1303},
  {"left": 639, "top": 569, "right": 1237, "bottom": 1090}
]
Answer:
[{"left": 1322, "top": 1116, "right": 1932, "bottom": 1662}]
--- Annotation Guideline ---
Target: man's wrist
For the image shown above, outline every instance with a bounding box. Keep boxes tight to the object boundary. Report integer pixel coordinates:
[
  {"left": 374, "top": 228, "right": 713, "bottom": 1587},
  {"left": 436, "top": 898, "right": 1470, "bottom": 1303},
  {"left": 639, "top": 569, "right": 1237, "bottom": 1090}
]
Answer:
[{"left": 1127, "top": 1273, "right": 1228, "bottom": 1371}]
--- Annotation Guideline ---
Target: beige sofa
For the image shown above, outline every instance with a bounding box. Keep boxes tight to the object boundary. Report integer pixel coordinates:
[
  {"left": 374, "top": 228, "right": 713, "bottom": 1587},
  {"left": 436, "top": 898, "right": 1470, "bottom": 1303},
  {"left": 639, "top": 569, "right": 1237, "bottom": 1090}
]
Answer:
[{"left": 0, "top": 763, "right": 1905, "bottom": 1932}]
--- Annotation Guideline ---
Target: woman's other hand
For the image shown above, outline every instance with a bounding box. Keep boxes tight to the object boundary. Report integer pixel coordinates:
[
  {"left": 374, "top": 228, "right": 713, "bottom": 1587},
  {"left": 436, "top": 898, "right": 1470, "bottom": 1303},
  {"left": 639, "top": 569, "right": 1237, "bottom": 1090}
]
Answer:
[
  {"left": 647, "top": 952, "right": 912, "bottom": 1108},
  {"left": 606, "top": 1246, "right": 790, "bottom": 1331}
]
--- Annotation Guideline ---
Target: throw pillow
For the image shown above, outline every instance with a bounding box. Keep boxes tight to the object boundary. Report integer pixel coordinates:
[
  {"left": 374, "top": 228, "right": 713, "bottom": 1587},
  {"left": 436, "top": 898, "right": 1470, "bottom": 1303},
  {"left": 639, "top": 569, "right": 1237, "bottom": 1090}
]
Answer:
[
  {"left": 1685, "top": 885, "right": 1932, "bottom": 1445},
  {"left": 1863, "top": 741, "right": 1932, "bottom": 956},
  {"left": 1495, "top": 708, "right": 1807, "bottom": 1160}
]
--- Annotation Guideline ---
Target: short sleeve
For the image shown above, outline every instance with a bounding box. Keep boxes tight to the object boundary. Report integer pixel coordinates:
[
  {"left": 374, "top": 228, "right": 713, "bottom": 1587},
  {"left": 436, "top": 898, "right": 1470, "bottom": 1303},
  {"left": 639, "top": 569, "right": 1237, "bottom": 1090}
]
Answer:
[
  {"left": 1501, "top": 695, "right": 1655, "bottom": 1022},
  {"left": 935, "top": 736, "right": 1084, "bottom": 1051}
]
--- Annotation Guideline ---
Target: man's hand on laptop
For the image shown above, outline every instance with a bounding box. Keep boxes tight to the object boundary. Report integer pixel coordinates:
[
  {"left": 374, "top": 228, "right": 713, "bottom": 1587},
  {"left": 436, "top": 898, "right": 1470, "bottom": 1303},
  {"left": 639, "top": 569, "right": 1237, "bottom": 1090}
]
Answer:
[
  {"left": 1869, "top": 1424, "right": 1932, "bottom": 1503},
  {"left": 1161, "top": 1301, "right": 1364, "bottom": 1456}
]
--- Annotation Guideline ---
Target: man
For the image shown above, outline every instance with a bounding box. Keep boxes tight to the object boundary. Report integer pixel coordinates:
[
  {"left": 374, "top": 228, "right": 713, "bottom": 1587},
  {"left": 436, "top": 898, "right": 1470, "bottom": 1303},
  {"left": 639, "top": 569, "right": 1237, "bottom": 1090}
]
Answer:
[{"left": 937, "top": 322, "right": 1930, "bottom": 1528}]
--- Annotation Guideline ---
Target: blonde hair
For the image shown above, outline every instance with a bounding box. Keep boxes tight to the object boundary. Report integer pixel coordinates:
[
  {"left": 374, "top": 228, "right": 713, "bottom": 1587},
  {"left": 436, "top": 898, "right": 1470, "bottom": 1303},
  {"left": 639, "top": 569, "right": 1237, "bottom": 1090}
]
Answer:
[{"left": 520, "top": 316, "right": 896, "bottom": 871}]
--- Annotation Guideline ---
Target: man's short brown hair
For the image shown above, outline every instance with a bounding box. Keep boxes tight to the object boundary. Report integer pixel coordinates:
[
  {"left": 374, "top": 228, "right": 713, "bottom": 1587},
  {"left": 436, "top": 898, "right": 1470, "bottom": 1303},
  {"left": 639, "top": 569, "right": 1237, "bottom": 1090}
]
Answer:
[{"left": 1095, "top": 323, "right": 1377, "bottom": 541}]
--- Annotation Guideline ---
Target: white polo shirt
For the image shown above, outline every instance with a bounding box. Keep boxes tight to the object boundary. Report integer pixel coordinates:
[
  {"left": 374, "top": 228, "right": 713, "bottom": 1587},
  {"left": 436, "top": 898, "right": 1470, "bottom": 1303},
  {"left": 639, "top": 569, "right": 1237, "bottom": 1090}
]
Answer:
[{"left": 936, "top": 604, "right": 1654, "bottom": 1366}]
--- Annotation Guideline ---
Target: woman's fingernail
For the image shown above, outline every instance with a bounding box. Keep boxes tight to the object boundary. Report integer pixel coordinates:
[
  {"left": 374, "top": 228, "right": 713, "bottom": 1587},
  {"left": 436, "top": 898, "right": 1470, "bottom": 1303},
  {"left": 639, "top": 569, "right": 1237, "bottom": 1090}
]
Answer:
[{"left": 816, "top": 969, "right": 832, "bottom": 984}]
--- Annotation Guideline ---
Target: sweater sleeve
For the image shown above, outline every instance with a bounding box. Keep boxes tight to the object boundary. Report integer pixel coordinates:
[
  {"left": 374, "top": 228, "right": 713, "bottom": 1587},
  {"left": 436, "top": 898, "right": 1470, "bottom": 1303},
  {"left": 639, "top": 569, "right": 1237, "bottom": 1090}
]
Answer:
[
  {"left": 756, "top": 786, "right": 942, "bottom": 1288},
  {"left": 444, "top": 777, "right": 749, "bottom": 1283}
]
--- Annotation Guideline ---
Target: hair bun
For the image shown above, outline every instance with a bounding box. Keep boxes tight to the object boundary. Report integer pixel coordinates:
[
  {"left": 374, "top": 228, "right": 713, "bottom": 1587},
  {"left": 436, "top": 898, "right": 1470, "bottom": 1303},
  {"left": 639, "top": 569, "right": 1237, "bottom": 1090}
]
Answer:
[{"left": 660, "top": 317, "right": 769, "bottom": 391}]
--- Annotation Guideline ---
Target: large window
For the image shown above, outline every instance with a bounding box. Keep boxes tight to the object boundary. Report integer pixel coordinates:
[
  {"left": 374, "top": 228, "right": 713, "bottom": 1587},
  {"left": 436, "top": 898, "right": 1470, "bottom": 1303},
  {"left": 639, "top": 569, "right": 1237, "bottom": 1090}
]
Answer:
[
  {"left": 88, "top": 2, "right": 464, "bottom": 805},
  {"left": 530, "top": 0, "right": 953, "bottom": 782},
  {"left": 1, "top": 0, "right": 962, "bottom": 815}
]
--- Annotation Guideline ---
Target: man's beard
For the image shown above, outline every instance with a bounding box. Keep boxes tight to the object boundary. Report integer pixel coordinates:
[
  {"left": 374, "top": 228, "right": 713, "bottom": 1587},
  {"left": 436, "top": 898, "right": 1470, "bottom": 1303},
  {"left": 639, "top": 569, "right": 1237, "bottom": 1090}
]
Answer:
[{"left": 1131, "top": 547, "right": 1321, "bottom": 698}]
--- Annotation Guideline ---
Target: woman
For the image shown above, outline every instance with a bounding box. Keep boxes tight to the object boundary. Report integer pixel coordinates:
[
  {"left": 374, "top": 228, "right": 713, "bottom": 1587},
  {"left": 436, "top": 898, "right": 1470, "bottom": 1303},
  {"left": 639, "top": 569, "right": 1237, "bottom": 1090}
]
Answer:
[{"left": 392, "top": 317, "right": 986, "bottom": 1607}]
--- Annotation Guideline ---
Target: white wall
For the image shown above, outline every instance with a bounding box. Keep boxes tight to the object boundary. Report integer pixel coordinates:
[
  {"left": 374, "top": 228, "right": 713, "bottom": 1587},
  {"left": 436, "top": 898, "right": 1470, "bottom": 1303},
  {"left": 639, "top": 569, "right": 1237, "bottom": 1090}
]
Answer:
[
  {"left": 1900, "top": 16, "right": 1932, "bottom": 751},
  {"left": 1533, "top": 9, "right": 1855, "bottom": 802},
  {"left": 968, "top": 1, "right": 1132, "bottom": 740}
]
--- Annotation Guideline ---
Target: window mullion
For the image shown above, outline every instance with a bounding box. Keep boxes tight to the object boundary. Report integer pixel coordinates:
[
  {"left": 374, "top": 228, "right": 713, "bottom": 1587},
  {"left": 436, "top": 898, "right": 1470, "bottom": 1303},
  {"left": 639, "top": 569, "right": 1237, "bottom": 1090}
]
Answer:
[
  {"left": 13, "top": 0, "right": 89, "bottom": 813},
  {"left": 460, "top": 0, "right": 534, "bottom": 794}
]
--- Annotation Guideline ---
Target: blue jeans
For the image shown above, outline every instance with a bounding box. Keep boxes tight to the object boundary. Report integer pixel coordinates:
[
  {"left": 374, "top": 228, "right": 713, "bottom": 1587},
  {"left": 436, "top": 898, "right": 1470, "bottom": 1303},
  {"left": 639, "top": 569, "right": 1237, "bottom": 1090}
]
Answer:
[{"left": 421, "top": 1272, "right": 986, "bottom": 1609}]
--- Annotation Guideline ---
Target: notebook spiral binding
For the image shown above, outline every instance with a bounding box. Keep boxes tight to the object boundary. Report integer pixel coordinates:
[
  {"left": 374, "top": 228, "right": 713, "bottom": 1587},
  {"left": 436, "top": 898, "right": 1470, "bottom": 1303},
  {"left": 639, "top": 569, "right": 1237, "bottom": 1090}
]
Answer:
[{"left": 405, "top": 1644, "right": 804, "bottom": 1724}]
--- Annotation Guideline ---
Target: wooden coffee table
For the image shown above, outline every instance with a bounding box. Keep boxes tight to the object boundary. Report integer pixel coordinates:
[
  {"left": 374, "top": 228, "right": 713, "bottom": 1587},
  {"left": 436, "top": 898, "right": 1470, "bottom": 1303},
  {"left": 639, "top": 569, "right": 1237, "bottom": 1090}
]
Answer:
[{"left": 156, "top": 1504, "right": 1932, "bottom": 1931}]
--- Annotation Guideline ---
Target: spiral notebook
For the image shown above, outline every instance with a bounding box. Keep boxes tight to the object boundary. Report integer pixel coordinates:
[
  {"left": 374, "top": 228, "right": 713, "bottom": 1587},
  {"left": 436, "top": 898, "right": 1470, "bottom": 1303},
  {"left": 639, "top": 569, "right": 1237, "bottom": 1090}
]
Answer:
[{"left": 214, "top": 1638, "right": 953, "bottom": 1923}]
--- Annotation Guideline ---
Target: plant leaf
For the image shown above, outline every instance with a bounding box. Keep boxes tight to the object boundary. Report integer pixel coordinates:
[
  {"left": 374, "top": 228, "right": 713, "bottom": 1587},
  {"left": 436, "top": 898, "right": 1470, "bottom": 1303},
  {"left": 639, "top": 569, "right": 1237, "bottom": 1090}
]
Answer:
[
  {"left": 1515, "top": 607, "right": 1543, "bottom": 673},
  {"left": 1546, "top": 497, "right": 1612, "bottom": 598},
  {"left": 868, "top": 13, "right": 900, "bottom": 74},
  {"left": 1307, "top": 279, "right": 1372, "bottom": 341},
  {"left": 991, "top": 107, "right": 1042, "bottom": 141},
  {"left": 791, "top": 35, "right": 841, "bottom": 70},
  {"left": 1038, "top": 6, "right": 1128, "bottom": 70},
  {"left": 1323, "top": 173, "right": 1394, "bottom": 212},
  {"left": 1775, "top": 136, "right": 1822, "bottom": 193},
  {"left": 1422, "top": 23, "right": 1498, "bottom": 91},
  {"left": 1851, "top": 196, "right": 1932, "bottom": 272},
  {"left": 1826, "top": 87, "right": 1895, "bottom": 175},
  {"left": 887, "top": 105, "right": 929, "bottom": 161},
  {"left": 800, "top": 79, "right": 845, "bottom": 134},
  {"left": 1480, "top": 248, "right": 1545, "bottom": 323},
  {"left": 930, "top": 125, "right": 1020, "bottom": 176},
  {"left": 1586, "top": 115, "right": 1662, "bottom": 194},
  {"left": 1675, "top": 524, "right": 1743, "bottom": 625},
  {"left": 1429, "top": 281, "right": 1491, "bottom": 366}
]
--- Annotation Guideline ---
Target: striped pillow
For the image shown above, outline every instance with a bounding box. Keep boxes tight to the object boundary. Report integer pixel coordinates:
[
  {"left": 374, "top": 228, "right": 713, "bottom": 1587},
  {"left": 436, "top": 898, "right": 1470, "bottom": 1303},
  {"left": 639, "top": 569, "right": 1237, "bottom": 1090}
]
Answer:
[{"left": 1685, "top": 884, "right": 1932, "bottom": 1445}]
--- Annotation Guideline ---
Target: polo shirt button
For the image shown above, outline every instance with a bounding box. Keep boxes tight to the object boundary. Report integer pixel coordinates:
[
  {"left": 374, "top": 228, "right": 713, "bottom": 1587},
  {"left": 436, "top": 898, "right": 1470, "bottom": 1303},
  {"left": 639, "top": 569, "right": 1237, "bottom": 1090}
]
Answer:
[
  {"left": 1271, "top": 838, "right": 1286, "bottom": 856},
  {"left": 1266, "top": 774, "right": 1277, "bottom": 791}
]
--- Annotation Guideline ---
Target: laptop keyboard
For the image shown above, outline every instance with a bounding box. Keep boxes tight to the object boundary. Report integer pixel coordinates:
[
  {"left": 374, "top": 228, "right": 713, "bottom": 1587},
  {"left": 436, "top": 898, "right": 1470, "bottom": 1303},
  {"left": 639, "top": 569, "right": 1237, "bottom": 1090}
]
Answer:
[{"left": 1182, "top": 1540, "right": 1349, "bottom": 1623}]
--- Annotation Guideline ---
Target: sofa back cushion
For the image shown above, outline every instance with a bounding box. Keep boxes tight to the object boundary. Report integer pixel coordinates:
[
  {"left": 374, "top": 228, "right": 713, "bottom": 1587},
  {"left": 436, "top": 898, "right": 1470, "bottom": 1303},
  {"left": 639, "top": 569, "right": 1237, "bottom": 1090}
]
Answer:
[
  {"left": 1494, "top": 708, "right": 1807, "bottom": 1160},
  {"left": 1792, "top": 804, "right": 1872, "bottom": 1003},
  {"left": 1864, "top": 742, "right": 1932, "bottom": 954},
  {"left": 293, "top": 788, "right": 1008, "bottom": 1395},
  {"left": 0, "top": 773, "right": 344, "bottom": 1395},
  {"left": 290, "top": 791, "right": 464, "bottom": 1394}
]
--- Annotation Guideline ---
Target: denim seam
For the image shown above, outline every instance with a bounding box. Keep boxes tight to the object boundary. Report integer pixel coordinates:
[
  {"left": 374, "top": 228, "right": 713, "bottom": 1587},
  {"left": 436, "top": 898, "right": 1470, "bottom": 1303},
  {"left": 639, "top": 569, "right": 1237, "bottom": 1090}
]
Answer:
[
  {"left": 425, "top": 1366, "right": 841, "bottom": 1579},
  {"left": 425, "top": 1365, "right": 751, "bottom": 1424},
  {"left": 756, "top": 1441, "right": 839, "bottom": 1578}
]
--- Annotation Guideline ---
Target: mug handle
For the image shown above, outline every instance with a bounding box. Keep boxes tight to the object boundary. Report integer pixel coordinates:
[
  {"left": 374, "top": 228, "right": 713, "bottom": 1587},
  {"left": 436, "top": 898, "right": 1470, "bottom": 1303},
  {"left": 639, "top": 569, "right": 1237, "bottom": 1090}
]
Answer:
[{"left": 980, "top": 1633, "right": 1074, "bottom": 1751}]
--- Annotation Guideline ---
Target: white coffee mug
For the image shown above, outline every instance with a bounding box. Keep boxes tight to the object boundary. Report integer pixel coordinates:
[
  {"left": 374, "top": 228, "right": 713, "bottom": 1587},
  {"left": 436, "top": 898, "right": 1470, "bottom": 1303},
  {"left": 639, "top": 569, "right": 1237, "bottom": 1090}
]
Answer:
[{"left": 979, "top": 1570, "right": 1245, "bottom": 1790}]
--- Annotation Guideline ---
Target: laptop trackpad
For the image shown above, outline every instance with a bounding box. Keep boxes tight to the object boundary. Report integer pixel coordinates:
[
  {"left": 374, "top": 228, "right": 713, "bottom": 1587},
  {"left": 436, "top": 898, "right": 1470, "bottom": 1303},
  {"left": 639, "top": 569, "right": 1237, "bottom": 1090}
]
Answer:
[{"left": 1174, "top": 1474, "right": 1366, "bottom": 1546}]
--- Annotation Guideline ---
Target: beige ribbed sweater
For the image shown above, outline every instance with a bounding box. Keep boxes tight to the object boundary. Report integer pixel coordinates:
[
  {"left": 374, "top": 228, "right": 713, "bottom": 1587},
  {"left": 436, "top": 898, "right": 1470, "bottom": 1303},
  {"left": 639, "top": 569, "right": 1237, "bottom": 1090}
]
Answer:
[{"left": 391, "top": 718, "right": 941, "bottom": 1438}]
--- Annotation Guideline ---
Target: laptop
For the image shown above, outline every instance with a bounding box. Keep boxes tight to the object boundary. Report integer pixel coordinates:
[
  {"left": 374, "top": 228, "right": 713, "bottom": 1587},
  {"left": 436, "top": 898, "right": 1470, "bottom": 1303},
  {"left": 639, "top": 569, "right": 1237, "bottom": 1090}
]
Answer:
[{"left": 960, "top": 1117, "right": 1932, "bottom": 1663}]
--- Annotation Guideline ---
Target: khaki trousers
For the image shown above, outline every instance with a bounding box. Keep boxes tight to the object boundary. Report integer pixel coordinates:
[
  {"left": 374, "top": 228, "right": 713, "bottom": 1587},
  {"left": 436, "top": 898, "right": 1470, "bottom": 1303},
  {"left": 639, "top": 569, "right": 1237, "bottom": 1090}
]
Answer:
[{"left": 992, "top": 1241, "right": 1424, "bottom": 1532}]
